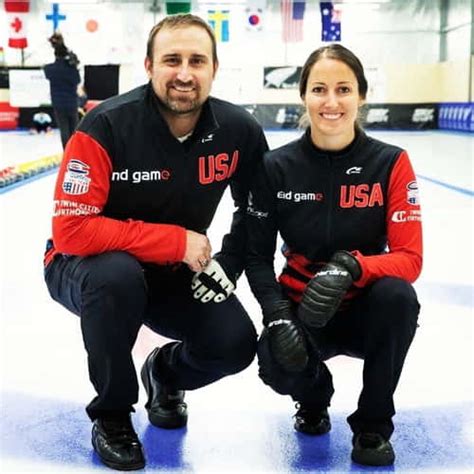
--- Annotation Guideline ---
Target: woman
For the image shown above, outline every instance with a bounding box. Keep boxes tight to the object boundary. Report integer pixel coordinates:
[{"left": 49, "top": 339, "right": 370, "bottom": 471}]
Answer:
[
  {"left": 246, "top": 44, "right": 422, "bottom": 467},
  {"left": 44, "top": 33, "right": 80, "bottom": 149}
]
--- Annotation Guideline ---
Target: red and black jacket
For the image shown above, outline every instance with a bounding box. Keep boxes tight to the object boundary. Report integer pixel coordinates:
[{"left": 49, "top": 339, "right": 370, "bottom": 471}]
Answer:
[
  {"left": 246, "top": 128, "right": 422, "bottom": 312},
  {"left": 45, "top": 83, "right": 268, "bottom": 280}
]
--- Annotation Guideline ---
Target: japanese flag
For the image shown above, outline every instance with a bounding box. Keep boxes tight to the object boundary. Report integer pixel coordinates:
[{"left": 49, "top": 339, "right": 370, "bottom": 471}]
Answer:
[{"left": 4, "top": 1, "right": 30, "bottom": 49}]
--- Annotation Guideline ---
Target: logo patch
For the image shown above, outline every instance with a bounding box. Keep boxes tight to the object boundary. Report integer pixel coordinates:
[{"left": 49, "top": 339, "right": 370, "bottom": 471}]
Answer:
[
  {"left": 277, "top": 190, "right": 324, "bottom": 203},
  {"left": 62, "top": 159, "right": 91, "bottom": 195},
  {"left": 346, "top": 166, "right": 362, "bottom": 175},
  {"left": 201, "top": 133, "right": 214, "bottom": 143},
  {"left": 406, "top": 181, "right": 419, "bottom": 205},
  {"left": 391, "top": 209, "right": 422, "bottom": 223},
  {"left": 246, "top": 191, "right": 268, "bottom": 218}
]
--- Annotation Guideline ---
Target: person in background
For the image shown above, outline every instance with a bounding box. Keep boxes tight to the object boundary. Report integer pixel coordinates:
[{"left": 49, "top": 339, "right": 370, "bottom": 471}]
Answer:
[
  {"left": 44, "top": 32, "right": 80, "bottom": 149},
  {"left": 77, "top": 84, "right": 88, "bottom": 119},
  {"left": 31, "top": 111, "right": 52, "bottom": 134},
  {"left": 246, "top": 44, "right": 422, "bottom": 467},
  {"left": 43, "top": 14, "right": 267, "bottom": 471}
]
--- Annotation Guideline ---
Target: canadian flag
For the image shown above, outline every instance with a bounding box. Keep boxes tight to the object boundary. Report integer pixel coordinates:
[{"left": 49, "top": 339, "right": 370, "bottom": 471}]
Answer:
[{"left": 5, "top": 1, "right": 30, "bottom": 49}]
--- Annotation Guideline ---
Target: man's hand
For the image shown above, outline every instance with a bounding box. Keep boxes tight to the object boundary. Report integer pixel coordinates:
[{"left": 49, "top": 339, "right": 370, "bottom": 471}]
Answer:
[
  {"left": 264, "top": 301, "right": 308, "bottom": 372},
  {"left": 183, "top": 230, "right": 212, "bottom": 273},
  {"left": 191, "top": 259, "right": 236, "bottom": 303},
  {"left": 298, "top": 251, "right": 361, "bottom": 328}
]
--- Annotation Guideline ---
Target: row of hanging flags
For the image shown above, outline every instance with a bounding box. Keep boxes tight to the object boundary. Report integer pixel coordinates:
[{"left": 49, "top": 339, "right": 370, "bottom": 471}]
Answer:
[
  {"left": 3, "top": 1, "right": 342, "bottom": 50},
  {"left": 166, "top": 1, "right": 342, "bottom": 43}
]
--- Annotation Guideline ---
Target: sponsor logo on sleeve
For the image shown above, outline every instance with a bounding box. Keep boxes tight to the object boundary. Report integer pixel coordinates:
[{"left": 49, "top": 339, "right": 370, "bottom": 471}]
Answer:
[
  {"left": 53, "top": 200, "right": 101, "bottom": 217},
  {"left": 62, "top": 159, "right": 91, "bottom": 195},
  {"left": 246, "top": 191, "right": 269, "bottom": 218},
  {"left": 406, "top": 181, "right": 419, "bottom": 205},
  {"left": 391, "top": 209, "right": 422, "bottom": 223}
]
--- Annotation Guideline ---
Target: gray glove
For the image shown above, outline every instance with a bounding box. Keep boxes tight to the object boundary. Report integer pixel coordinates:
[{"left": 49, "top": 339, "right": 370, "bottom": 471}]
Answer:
[{"left": 191, "top": 259, "right": 236, "bottom": 303}]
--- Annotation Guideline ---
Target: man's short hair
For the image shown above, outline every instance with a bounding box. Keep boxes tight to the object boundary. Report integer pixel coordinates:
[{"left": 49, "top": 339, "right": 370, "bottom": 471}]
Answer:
[{"left": 146, "top": 14, "right": 218, "bottom": 66}]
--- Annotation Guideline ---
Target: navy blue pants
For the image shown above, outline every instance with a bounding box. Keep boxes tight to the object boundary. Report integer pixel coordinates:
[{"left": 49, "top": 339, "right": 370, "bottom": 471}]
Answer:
[
  {"left": 257, "top": 277, "right": 420, "bottom": 440},
  {"left": 44, "top": 251, "right": 257, "bottom": 420},
  {"left": 54, "top": 107, "right": 78, "bottom": 149}
]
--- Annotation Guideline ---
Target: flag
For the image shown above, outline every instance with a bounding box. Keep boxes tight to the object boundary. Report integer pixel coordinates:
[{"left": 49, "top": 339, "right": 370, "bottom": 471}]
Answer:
[
  {"left": 246, "top": 8, "right": 263, "bottom": 31},
  {"left": 208, "top": 10, "right": 230, "bottom": 42},
  {"left": 4, "top": 0, "right": 30, "bottom": 49},
  {"left": 320, "top": 2, "right": 342, "bottom": 42},
  {"left": 281, "top": 0, "right": 305, "bottom": 43},
  {"left": 166, "top": 2, "right": 191, "bottom": 14}
]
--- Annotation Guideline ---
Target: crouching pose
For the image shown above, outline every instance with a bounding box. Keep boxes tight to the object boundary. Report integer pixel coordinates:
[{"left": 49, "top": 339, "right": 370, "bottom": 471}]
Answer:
[
  {"left": 44, "top": 14, "right": 267, "bottom": 471},
  {"left": 246, "top": 44, "right": 422, "bottom": 467}
]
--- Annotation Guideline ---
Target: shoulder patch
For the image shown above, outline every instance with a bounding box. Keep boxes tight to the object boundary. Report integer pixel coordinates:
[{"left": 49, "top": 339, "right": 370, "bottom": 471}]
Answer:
[
  {"left": 406, "top": 180, "right": 419, "bottom": 205},
  {"left": 62, "top": 159, "right": 91, "bottom": 195}
]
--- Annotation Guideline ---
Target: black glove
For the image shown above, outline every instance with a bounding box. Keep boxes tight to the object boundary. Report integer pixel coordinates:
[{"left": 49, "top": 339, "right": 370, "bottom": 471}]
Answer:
[
  {"left": 264, "top": 301, "right": 309, "bottom": 372},
  {"left": 298, "top": 251, "right": 361, "bottom": 328}
]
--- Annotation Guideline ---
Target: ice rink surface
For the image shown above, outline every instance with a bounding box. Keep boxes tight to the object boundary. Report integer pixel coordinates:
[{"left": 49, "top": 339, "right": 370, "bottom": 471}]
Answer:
[{"left": 1, "top": 129, "right": 473, "bottom": 473}]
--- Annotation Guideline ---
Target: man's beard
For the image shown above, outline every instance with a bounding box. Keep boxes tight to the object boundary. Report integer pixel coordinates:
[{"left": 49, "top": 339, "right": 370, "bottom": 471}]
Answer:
[
  {"left": 161, "top": 81, "right": 203, "bottom": 115},
  {"left": 162, "top": 96, "right": 201, "bottom": 115}
]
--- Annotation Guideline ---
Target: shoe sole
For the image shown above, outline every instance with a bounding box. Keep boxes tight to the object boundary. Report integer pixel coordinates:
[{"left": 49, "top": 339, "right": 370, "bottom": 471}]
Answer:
[
  {"left": 92, "top": 436, "right": 145, "bottom": 471},
  {"left": 351, "top": 450, "right": 395, "bottom": 466},
  {"left": 140, "top": 355, "right": 188, "bottom": 429}
]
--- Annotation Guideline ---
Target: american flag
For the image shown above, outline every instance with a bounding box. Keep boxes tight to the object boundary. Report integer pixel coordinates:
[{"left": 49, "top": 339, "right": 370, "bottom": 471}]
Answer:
[{"left": 281, "top": 0, "right": 306, "bottom": 43}]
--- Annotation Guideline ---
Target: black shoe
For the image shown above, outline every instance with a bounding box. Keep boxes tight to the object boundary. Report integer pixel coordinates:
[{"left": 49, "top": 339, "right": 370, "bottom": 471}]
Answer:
[
  {"left": 91, "top": 415, "right": 145, "bottom": 471},
  {"left": 141, "top": 346, "right": 188, "bottom": 429},
  {"left": 293, "top": 404, "right": 331, "bottom": 435},
  {"left": 351, "top": 432, "right": 395, "bottom": 466}
]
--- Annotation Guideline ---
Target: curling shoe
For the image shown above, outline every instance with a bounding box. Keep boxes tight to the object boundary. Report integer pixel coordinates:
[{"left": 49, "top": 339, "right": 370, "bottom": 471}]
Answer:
[{"left": 141, "top": 346, "right": 187, "bottom": 429}]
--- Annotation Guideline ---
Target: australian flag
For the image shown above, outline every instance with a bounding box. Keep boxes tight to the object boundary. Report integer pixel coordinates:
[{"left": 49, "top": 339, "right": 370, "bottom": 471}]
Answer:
[{"left": 320, "top": 2, "right": 341, "bottom": 42}]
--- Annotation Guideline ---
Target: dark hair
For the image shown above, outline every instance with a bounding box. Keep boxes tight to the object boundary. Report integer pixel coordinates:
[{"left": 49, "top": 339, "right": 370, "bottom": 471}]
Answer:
[
  {"left": 48, "top": 32, "right": 79, "bottom": 67},
  {"left": 299, "top": 44, "right": 368, "bottom": 99},
  {"left": 146, "top": 13, "right": 218, "bottom": 66}
]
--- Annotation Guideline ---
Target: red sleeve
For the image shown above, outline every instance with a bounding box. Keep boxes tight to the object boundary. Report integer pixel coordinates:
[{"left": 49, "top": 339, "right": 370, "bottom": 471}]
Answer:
[
  {"left": 52, "top": 131, "right": 186, "bottom": 264},
  {"left": 353, "top": 151, "right": 423, "bottom": 287}
]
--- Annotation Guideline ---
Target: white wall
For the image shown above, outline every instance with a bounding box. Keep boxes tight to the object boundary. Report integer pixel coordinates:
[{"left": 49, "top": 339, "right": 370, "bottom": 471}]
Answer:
[
  {"left": 0, "top": 0, "right": 471, "bottom": 103},
  {"left": 445, "top": 0, "right": 472, "bottom": 60}
]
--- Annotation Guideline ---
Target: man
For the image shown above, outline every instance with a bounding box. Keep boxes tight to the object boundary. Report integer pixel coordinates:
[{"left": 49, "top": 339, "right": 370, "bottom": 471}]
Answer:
[{"left": 44, "top": 14, "right": 268, "bottom": 471}]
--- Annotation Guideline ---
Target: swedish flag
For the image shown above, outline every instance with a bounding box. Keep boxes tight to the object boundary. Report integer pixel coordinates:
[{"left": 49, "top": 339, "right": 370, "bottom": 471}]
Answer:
[{"left": 208, "top": 10, "right": 230, "bottom": 42}]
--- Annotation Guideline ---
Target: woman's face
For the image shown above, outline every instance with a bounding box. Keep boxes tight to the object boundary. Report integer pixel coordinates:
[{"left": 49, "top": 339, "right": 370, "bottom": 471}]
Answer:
[{"left": 303, "top": 57, "right": 364, "bottom": 149}]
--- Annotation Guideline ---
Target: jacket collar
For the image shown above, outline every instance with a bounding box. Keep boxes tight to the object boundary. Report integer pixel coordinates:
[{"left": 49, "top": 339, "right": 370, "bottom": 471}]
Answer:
[
  {"left": 301, "top": 126, "right": 367, "bottom": 161},
  {"left": 146, "top": 82, "right": 219, "bottom": 142}
]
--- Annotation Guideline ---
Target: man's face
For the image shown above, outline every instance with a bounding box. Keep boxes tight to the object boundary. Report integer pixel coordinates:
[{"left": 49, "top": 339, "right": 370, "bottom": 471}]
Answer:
[{"left": 145, "top": 25, "right": 217, "bottom": 116}]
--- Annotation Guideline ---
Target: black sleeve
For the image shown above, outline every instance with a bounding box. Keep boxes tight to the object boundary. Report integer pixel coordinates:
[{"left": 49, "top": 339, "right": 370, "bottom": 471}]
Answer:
[
  {"left": 214, "top": 126, "right": 268, "bottom": 282},
  {"left": 245, "top": 158, "right": 287, "bottom": 313}
]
